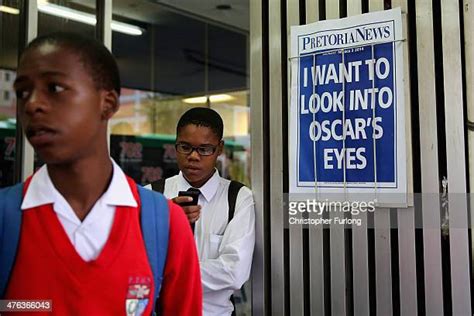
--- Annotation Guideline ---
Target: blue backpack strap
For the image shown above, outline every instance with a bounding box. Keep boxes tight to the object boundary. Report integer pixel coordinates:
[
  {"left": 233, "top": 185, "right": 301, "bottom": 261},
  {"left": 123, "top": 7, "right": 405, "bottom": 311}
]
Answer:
[
  {"left": 137, "top": 185, "right": 169, "bottom": 313},
  {"left": 0, "top": 183, "right": 24, "bottom": 297}
]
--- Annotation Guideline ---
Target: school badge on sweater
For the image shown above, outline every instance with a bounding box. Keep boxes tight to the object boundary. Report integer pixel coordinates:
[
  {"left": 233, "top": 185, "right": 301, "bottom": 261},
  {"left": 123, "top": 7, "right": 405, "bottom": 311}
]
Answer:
[{"left": 126, "top": 277, "right": 152, "bottom": 316}]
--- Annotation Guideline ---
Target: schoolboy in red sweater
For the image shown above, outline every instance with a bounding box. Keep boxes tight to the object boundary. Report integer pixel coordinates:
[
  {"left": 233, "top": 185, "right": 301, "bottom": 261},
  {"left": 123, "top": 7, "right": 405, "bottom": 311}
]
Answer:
[{"left": 3, "top": 32, "right": 201, "bottom": 315}]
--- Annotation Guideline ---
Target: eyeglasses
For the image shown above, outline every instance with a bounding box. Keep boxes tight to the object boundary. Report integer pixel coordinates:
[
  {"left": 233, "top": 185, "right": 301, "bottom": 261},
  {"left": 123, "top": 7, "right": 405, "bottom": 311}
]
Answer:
[{"left": 175, "top": 142, "right": 218, "bottom": 156}]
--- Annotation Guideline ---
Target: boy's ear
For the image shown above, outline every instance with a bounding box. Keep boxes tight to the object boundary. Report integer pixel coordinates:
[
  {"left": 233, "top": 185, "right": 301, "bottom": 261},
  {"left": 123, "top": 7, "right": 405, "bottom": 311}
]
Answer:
[
  {"left": 100, "top": 90, "right": 119, "bottom": 120},
  {"left": 217, "top": 140, "right": 224, "bottom": 156}
]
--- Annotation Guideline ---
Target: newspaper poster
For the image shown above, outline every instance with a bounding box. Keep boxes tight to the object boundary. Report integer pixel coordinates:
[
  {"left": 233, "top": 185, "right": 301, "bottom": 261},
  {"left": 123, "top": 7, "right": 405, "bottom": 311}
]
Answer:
[{"left": 289, "top": 8, "right": 407, "bottom": 206}]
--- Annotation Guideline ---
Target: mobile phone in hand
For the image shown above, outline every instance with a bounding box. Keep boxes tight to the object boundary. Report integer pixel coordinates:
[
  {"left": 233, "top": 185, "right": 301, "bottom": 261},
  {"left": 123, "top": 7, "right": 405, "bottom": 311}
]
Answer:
[{"left": 178, "top": 190, "right": 200, "bottom": 206}]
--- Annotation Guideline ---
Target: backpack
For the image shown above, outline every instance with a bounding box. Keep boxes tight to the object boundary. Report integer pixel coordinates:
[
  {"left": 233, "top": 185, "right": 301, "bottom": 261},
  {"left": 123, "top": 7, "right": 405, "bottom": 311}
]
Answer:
[
  {"left": 151, "top": 178, "right": 244, "bottom": 224},
  {"left": 0, "top": 183, "right": 169, "bottom": 314}
]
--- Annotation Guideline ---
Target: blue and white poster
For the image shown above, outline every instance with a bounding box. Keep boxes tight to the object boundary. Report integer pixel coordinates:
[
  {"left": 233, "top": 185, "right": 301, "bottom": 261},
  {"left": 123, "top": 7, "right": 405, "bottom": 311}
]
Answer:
[{"left": 289, "top": 8, "right": 407, "bottom": 206}]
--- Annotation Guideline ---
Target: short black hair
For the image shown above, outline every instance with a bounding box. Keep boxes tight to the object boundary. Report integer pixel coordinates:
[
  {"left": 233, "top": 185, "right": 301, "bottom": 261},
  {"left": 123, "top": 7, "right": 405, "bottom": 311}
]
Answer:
[
  {"left": 23, "top": 32, "right": 121, "bottom": 95},
  {"left": 177, "top": 107, "right": 224, "bottom": 139}
]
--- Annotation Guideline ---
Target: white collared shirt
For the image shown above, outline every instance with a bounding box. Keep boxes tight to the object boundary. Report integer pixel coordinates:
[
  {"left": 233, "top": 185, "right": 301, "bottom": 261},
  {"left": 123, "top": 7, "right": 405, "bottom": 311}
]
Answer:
[
  {"left": 148, "top": 170, "right": 255, "bottom": 316},
  {"left": 21, "top": 160, "right": 137, "bottom": 261}
]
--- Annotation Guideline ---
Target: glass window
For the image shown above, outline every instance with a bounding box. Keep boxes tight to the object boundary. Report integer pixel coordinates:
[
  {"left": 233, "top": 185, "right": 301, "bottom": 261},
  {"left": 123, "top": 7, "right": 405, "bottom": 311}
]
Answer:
[
  {"left": 110, "top": 1, "right": 250, "bottom": 187},
  {"left": 110, "top": 2, "right": 251, "bottom": 313},
  {"left": 0, "top": 0, "right": 21, "bottom": 188},
  {"left": 38, "top": 0, "right": 95, "bottom": 37}
]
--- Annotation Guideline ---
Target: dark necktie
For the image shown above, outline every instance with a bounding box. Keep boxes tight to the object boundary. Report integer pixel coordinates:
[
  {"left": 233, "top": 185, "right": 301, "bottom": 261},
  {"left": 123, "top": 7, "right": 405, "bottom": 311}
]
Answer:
[{"left": 187, "top": 188, "right": 201, "bottom": 233}]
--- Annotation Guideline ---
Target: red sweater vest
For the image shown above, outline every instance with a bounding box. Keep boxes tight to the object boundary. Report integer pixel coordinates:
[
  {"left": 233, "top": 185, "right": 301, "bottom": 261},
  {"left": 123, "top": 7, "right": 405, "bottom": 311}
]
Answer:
[{"left": 5, "top": 177, "right": 155, "bottom": 316}]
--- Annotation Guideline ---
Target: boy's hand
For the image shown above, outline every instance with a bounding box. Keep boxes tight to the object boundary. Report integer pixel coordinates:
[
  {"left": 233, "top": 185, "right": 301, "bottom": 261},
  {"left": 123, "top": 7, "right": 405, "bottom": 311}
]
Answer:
[{"left": 172, "top": 196, "right": 201, "bottom": 223}]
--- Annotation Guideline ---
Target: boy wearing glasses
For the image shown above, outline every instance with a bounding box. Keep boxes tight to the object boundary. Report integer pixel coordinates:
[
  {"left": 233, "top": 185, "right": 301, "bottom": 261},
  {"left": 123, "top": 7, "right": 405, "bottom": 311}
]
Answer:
[{"left": 149, "top": 107, "right": 255, "bottom": 316}]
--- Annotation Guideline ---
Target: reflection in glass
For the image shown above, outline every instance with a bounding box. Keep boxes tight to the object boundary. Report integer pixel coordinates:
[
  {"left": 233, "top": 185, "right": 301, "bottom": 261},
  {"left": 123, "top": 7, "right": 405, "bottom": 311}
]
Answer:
[
  {"left": 38, "top": 0, "right": 142, "bottom": 35},
  {"left": 38, "top": 1, "right": 96, "bottom": 39},
  {"left": 112, "top": 90, "right": 250, "bottom": 186},
  {"left": 110, "top": 1, "right": 250, "bottom": 187},
  {"left": 110, "top": 2, "right": 251, "bottom": 313},
  {"left": 0, "top": 0, "right": 20, "bottom": 187}
]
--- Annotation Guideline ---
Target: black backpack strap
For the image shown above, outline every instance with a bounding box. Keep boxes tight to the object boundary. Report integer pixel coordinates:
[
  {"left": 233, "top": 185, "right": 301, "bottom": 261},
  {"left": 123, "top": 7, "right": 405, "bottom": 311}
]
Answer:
[
  {"left": 227, "top": 180, "right": 244, "bottom": 224},
  {"left": 230, "top": 294, "right": 237, "bottom": 316},
  {"left": 151, "top": 178, "right": 166, "bottom": 194}
]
